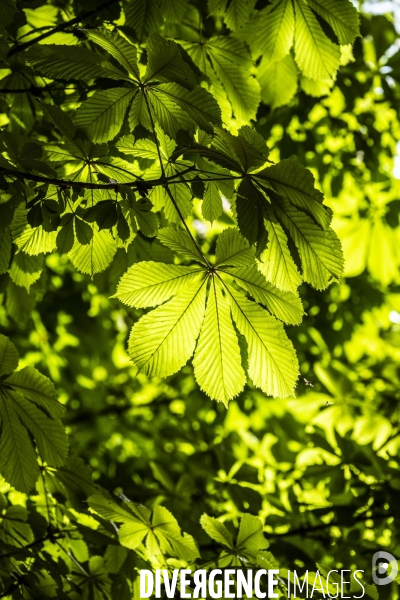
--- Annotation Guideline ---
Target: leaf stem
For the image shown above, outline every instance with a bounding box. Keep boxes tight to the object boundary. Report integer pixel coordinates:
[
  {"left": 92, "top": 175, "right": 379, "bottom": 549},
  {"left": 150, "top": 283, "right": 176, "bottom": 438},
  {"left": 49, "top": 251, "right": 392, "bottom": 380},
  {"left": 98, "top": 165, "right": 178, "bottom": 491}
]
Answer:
[{"left": 164, "top": 184, "right": 210, "bottom": 267}]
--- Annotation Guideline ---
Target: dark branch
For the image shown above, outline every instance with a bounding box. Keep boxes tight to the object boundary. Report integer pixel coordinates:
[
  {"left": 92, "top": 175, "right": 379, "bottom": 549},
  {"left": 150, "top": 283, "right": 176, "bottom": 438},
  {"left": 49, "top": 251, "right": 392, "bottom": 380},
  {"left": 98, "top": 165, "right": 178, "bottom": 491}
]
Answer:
[{"left": 0, "top": 168, "right": 199, "bottom": 191}]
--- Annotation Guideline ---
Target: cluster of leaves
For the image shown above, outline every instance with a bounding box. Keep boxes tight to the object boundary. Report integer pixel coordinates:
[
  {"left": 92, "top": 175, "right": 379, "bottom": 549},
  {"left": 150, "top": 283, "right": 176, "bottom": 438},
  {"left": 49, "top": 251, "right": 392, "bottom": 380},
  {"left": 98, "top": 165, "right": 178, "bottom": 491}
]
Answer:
[{"left": 0, "top": 4, "right": 348, "bottom": 404}]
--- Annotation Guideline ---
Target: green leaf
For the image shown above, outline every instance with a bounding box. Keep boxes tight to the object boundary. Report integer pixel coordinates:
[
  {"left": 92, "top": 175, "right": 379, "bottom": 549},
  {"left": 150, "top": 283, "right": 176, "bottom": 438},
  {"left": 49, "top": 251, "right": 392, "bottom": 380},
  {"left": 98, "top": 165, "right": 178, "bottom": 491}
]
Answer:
[
  {"left": 258, "top": 215, "right": 302, "bottom": 292},
  {"left": 0, "top": 0, "right": 17, "bottom": 26},
  {"left": 202, "top": 181, "right": 223, "bottom": 223},
  {"left": 158, "top": 227, "right": 205, "bottom": 263},
  {"left": 119, "top": 520, "right": 149, "bottom": 550},
  {"left": 257, "top": 159, "right": 331, "bottom": 228},
  {"left": 157, "top": 83, "right": 222, "bottom": 133},
  {"left": 128, "top": 90, "right": 152, "bottom": 131},
  {"left": 294, "top": 0, "right": 341, "bottom": 80},
  {"left": 128, "top": 279, "right": 207, "bottom": 376},
  {"left": 6, "top": 281, "right": 37, "bottom": 326},
  {"left": 249, "top": 0, "right": 295, "bottom": 63},
  {"left": 68, "top": 227, "right": 117, "bottom": 277},
  {"left": 56, "top": 215, "right": 75, "bottom": 254},
  {"left": 163, "top": 183, "right": 193, "bottom": 223},
  {"left": 236, "top": 514, "right": 268, "bottom": 551},
  {"left": 40, "top": 103, "right": 76, "bottom": 141},
  {"left": 258, "top": 54, "right": 298, "bottom": 110},
  {"left": 228, "top": 285, "right": 299, "bottom": 397},
  {"left": 74, "top": 88, "right": 136, "bottom": 143},
  {"left": 124, "top": 0, "right": 163, "bottom": 42},
  {"left": 11, "top": 207, "right": 57, "bottom": 255},
  {"left": 307, "top": 0, "right": 360, "bottom": 46},
  {"left": 88, "top": 495, "right": 141, "bottom": 523},
  {"left": 145, "top": 33, "right": 197, "bottom": 90},
  {"left": 115, "top": 262, "right": 204, "bottom": 308},
  {"left": 26, "top": 45, "right": 131, "bottom": 82},
  {"left": 74, "top": 216, "right": 93, "bottom": 245},
  {"left": 208, "top": 53, "right": 260, "bottom": 122},
  {"left": 0, "top": 228, "right": 11, "bottom": 274},
  {"left": 147, "top": 89, "right": 195, "bottom": 138},
  {"left": 9, "top": 253, "right": 43, "bottom": 291},
  {"left": 0, "top": 394, "right": 39, "bottom": 494},
  {"left": 224, "top": 0, "right": 256, "bottom": 31},
  {"left": 193, "top": 279, "right": 245, "bottom": 404},
  {"left": 215, "top": 228, "right": 255, "bottom": 267},
  {"left": 273, "top": 199, "right": 344, "bottom": 289},
  {"left": 0, "top": 334, "right": 19, "bottom": 377},
  {"left": 85, "top": 28, "right": 140, "bottom": 80},
  {"left": 85, "top": 201, "right": 118, "bottom": 230},
  {"left": 152, "top": 505, "right": 200, "bottom": 561},
  {"left": 228, "top": 266, "right": 304, "bottom": 324},
  {"left": 121, "top": 195, "right": 158, "bottom": 237},
  {"left": 235, "top": 178, "right": 267, "bottom": 247},
  {"left": 6, "top": 367, "right": 65, "bottom": 419},
  {"left": 200, "top": 514, "right": 234, "bottom": 548},
  {"left": 10, "top": 390, "right": 68, "bottom": 467}
]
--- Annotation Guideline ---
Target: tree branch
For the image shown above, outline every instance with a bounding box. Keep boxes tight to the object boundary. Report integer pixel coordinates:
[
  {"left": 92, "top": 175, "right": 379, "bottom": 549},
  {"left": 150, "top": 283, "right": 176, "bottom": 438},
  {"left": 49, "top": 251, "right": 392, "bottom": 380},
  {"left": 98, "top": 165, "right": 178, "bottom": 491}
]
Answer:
[
  {"left": 0, "top": 168, "right": 195, "bottom": 191},
  {"left": 8, "top": 0, "right": 121, "bottom": 57}
]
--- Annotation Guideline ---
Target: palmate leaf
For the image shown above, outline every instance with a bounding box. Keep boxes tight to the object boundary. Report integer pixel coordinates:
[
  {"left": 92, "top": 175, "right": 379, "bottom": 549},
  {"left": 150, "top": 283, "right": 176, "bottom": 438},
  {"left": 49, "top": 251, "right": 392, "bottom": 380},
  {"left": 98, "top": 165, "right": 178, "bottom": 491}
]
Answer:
[
  {"left": 193, "top": 279, "right": 246, "bottom": 404},
  {"left": 90, "top": 496, "right": 199, "bottom": 561},
  {"left": 118, "top": 228, "right": 301, "bottom": 401},
  {"left": 0, "top": 337, "right": 67, "bottom": 494}
]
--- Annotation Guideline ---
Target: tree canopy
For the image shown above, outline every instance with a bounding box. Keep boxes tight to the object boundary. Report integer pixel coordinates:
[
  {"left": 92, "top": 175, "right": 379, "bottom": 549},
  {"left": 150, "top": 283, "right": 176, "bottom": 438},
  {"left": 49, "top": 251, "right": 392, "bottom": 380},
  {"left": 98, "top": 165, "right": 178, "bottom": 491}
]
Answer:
[{"left": 0, "top": 0, "right": 399, "bottom": 598}]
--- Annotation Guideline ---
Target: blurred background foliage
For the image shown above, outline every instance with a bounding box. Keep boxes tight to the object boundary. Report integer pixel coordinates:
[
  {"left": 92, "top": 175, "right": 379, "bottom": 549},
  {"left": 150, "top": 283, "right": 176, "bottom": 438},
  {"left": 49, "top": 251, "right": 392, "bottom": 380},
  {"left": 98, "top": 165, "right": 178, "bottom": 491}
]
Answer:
[{"left": 1, "top": 0, "right": 400, "bottom": 598}]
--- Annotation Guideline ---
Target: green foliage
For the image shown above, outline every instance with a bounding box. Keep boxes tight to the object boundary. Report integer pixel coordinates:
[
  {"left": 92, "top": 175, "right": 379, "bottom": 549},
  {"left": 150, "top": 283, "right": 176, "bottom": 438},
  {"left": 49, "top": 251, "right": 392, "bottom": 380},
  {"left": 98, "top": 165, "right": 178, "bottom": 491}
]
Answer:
[
  {"left": 0, "top": 334, "right": 67, "bottom": 493},
  {"left": 0, "top": 0, "right": 399, "bottom": 599}
]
